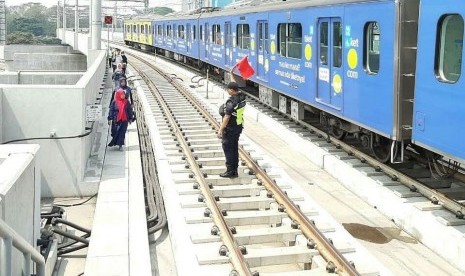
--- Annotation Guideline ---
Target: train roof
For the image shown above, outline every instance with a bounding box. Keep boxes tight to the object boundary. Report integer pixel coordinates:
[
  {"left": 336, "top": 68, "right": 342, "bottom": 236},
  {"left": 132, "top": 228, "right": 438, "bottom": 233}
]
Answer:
[{"left": 123, "top": 0, "right": 390, "bottom": 22}]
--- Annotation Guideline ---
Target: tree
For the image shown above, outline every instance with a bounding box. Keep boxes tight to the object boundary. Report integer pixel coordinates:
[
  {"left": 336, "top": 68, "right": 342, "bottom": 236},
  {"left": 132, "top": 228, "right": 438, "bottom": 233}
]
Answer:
[
  {"left": 6, "top": 32, "right": 37, "bottom": 44},
  {"left": 6, "top": 3, "right": 59, "bottom": 44},
  {"left": 146, "top": 7, "right": 174, "bottom": 16}
]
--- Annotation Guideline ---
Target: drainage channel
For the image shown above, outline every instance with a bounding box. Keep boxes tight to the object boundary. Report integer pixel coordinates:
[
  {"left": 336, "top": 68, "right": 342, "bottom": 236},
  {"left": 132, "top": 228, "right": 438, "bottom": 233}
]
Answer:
[{"left": 127, "top": 54, "right": 385, "bottom": 275}]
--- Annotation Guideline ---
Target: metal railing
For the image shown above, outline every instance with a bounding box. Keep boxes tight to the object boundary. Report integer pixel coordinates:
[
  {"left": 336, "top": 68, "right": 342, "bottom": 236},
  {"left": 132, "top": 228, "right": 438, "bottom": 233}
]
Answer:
[{"left": 0, "top": 218, "right": 45, "bottom": 276}]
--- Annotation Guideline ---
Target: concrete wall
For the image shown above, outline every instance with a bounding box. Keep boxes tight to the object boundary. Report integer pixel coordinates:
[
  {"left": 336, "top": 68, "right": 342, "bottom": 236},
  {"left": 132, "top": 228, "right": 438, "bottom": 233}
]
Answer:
[
  {"left": 12, "top": 53, "right": 87, "bottom": 71},
  {"left": 0, "top": 72, "right": 83, "bottom": 85},
  {"left": 1, "top": 50, "right": 106, "bottom": 197},
  {"left": 0, "top": 144, "right": 40, "bottom": 275},
  {"left": 3, "top": 45, "right": 72, "bottom": 71}
]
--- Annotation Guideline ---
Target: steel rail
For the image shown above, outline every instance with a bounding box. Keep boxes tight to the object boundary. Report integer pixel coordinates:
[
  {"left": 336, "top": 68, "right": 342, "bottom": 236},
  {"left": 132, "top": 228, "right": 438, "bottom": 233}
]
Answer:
[
  {"left": 127, "top": 52, "right": 359, "bottom": 275},
  {"left": 245, "top": 93, "right": 465, "bottom": 219},
  {"left": 129, "top": 56, "right": 253, "bottom": 276}
]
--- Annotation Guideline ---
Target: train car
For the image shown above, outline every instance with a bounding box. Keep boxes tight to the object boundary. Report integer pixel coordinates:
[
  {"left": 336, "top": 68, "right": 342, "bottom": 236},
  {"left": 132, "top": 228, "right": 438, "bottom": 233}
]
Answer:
[
  {"left": 125, "top": 0, "right": 464, "bottom": 168},
  {"left": 124, "top": 21, "right": 133, "bottom": 42},
  {"left": 412, "top": 0, "right": 465, "bottom": 164},
  {"left": 195, "top": 0, "right": 418, "bottom": 162}
]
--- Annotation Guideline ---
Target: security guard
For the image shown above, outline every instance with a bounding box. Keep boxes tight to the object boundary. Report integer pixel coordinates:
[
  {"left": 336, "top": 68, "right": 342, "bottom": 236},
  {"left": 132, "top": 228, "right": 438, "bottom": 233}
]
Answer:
[{"left": 218, "top": 82, "right": 246, "bottom": 178}]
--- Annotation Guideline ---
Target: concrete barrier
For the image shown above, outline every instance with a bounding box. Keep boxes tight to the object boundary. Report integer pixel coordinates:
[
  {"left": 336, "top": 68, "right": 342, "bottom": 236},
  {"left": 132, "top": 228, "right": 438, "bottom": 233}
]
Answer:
[{"left": 0, "top": 144, "right": 40, "bottom": 275}]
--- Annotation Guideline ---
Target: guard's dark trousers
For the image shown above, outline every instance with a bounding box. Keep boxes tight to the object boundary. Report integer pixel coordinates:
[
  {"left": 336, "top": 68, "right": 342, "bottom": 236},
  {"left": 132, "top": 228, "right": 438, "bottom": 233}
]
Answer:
[{"left": 221, "top": 127, "right": 242, "bottom": 173}]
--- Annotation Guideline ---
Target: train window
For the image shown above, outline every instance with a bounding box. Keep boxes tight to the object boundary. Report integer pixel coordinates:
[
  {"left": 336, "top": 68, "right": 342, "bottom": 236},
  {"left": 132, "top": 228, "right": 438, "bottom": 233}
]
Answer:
[
  {"left": 133, "top": 25, "right": 136, "bottom": 33},
  {"left": 278, "top": 23, "right": 302, "bottom": 59},
  {"left": 147, "top": 25, "right": 150, "bottom": 36},
  {"left": 258, "top": 22, "right": 269, "bottom": 52},
  {"left": 319, "top": 22, "right": 328, "bottom": 65},
  {"left": 158, "top": 25, "right": 163, "bottom": 36},
  {"left": 332, "top": 22, "right": 342, "bottom": 67},
  {"left": 236, "top": 24, "right": 250, "bottom": 49},
  {"left": 167, "top": 25, "right": 172, "bottom": 38},
  {"left": 213, "top": 24, "right": 222, "bottom": 45},
  {"left": 364, "top": 22, "right": 380, "bottom": 74},
  {"left": 436, "top": 14, "right": 464, "bottom": 83},
  {"left": 200, "top": 25, "right": 203, "bottom": 41},
  {"left": 193, "top": 25, "right": 196, "bottom": 40},
  {"left": 178, "top": 25, "right": 185, "bottom": 40},
  {"left": 141, "top": 25, "right": 145, "bottom": 35}
]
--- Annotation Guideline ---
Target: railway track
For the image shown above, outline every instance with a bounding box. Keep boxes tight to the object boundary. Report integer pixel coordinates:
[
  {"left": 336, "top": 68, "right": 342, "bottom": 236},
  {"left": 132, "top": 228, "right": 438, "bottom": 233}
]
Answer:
[
  {"left": 112, "top": 41, "right": 465, "bottom": 220},
  {"left": 127, "top": 51, "right": 384, "bottom": 275}
]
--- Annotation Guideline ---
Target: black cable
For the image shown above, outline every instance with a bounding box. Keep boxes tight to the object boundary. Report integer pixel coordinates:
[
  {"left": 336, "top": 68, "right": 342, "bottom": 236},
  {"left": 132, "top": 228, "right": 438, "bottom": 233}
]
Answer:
[
  {"left": 58, "top": 233, "right": 91, "bottom": 250},
  {"left": 2, "top": 120, "right": 96, "bottom": 144},
  {"left": 52, "top": 228, "right": 89, "bottom": 245},
  {"left": 58, "top": 244, "right": 88, "bottom": 256},
  {"left": 52, "top": 218, "right": 92, "bottom": 234},
  {"left": 53, "top": 193, "right": 98, "bottom": 207}
]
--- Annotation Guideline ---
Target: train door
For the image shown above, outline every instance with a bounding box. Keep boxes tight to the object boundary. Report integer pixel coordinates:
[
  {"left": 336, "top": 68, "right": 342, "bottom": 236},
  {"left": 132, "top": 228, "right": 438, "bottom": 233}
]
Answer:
[
  {"left": 317, "top": 18, "right": 343, "bottom": 110},
  {"left": 205, "top": 23, "right": 209, "bottom": 58},
  {"left": 186, "top": 23, "right": 191, "bottom": 52},
  {"left": 225, "top": 21, "right": 234, "bottom": 66},
  {"left": 257, "top": 20, "right": 269, "bottom": 81}
]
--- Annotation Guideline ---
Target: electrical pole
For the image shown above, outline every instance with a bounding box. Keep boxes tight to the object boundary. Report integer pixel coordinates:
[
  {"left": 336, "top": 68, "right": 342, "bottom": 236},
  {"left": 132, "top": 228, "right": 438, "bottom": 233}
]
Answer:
[
  {"left": 0, "top": 0, "right": 6, "bottom": 45},
  {"left": 91, "top": 0, "right": 102, "bottom": 49},
  {"left": 74, "top": 0, "right": 79, "bottom": 49},
  {"left": 62, "top": 0, "right": 66, "bottom": 44}
]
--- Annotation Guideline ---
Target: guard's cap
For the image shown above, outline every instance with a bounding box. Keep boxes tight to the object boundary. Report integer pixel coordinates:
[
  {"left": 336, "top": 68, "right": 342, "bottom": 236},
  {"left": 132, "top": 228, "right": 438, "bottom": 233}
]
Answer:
[{"left": 227, "top": 82, "right": 239, "bottom": 91}]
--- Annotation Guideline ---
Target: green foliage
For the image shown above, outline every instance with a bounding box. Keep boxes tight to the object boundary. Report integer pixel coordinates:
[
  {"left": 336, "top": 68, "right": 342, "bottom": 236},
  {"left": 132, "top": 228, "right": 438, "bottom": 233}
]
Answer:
[
  {"left": 6, "top": 32, "right": 37, "bottom": 44},
  {"left": 146, "top": 7, "right": 175, "bottom": 16},
  {"left": 6, "top": 3, "right": 60, "bottom": 44}
]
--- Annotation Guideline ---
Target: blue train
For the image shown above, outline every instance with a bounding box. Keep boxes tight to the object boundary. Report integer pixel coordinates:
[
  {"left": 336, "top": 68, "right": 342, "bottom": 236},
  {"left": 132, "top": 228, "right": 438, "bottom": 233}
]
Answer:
[{"left": 124, "top": 0, "right": 465, "bottom": 167}]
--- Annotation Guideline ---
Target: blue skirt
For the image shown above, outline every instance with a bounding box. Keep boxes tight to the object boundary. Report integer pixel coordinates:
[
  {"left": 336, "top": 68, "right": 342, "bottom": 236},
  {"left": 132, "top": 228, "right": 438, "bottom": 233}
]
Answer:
[{"left": 110, "top": 121, "right": 128, "bottom": 146}]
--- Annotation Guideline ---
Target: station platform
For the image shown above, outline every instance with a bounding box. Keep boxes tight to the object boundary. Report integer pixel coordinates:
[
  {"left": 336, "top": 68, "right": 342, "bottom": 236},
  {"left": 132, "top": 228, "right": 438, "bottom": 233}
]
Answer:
[{"left": 50, "top": 67, "right": 176, "bottom": 275}]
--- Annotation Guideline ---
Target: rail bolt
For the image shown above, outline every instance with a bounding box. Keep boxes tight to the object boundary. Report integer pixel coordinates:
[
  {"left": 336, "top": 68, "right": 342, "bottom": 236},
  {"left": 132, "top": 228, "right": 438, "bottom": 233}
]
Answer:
[
  {"left": 214, "top": 195, "right": 220, "bottom": 201},
  {"left": 252, "top": 271, "right": 260, "bottom": 276},
  {"left": 239, "top": 245, "right": 248, "bottom": 255},
  {"left": 211, "top": 225, "right": 219, "bottom": 235},
  {"left": 229, "top": 226, "right": 237, "bottom": 234},
  {"left": 208, "top": 183, "right": 213, "bottom": 189},
  {"left": 410, "top": 185, "right": 417, "bottom": 192},
  {"left": 248, "top": 170, "right": 255, "bottom": 175},
  {"left": 307, "top": 239, "right": 316, "bottom": 249},
  {"left": 257, "top": 180, "right": 263, "bottom": 186},
  {"left": 229, "top": 270, "right": 239, "bottom": 276},
  {"left": 199, "top": 163, "right": 203, "bottom": 168},
  {"left": 266, "top": 191, "right": 273, "bottom": 198},
  {"left": 198, "top": 194, "right": 205, "bottom": 202},
  {"left": 456, "top": 211, "right": 464, "bottom": 219},
  {"left": 204, "top": 208, "right": 211, "bottom": 217},
  {"left": 189, "top": 173, "right": 194, "bottom": 179},
  {"left": 326, "top": 261, "right": 336, "bottom": 273},
  {"left": 219, "top": 245, "right": 229, "bottom": 256},
  {"left": 221, "top": 209, "right": 228, "bottom": 216},
  {"left": 185, "top": 164, "right": 190, "bottom": 169},
  {"left": 349, "top": 261, "right": 356, "bottom": 269},
  {"left": 193, "top": 183, "right": 199, "bottom": 190},
  {"left": 181, "top": 156, "right": 186, "bottom": 160},
  {"left": 431, "top": 197, "right": 439, "bottom": 205},
  {"left": 291, "top": 221, "right": 299, "bottom": 229},
  {"left": 241, "top": 161, "right": 246, "bottom": 166},
  {"left": 203, "top": 173, "right": 208, "bottom": 178},
  {"left": 278, "top": 205, "right": 285, "bottom": 212}
]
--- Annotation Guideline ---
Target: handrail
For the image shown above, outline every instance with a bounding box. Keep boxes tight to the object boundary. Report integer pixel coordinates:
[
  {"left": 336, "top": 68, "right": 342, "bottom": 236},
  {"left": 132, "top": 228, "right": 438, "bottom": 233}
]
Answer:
[{"left": 0, "top": 218, "right": 45, "bottom": 276}]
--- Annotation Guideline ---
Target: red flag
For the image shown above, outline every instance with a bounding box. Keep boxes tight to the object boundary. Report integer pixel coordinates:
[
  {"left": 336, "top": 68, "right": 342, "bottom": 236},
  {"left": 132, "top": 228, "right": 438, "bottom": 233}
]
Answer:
[{"left": 235, "top": 56, "right": 255, "bottom": 80}]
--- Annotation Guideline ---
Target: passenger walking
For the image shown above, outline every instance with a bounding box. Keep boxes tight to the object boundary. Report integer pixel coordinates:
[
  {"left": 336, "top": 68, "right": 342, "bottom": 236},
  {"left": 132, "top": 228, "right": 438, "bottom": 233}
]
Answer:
[
  {"left": 111, "top": 49, "right": 117, "bottom": 72},
  {"left": 107, "top": 48, "right": 113, "bottom": 68},
  {"left": 112, "top": 63, "right": 125, "bottom": 89},
  {"left": 108, "top": 89, "right": 134, "bottom": 151},
  {"left": 109, "top": 78, "right": 133, "bottom": 107},
  {"left": 217, "top": 82, "right": 246, "bottom": 178}
]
